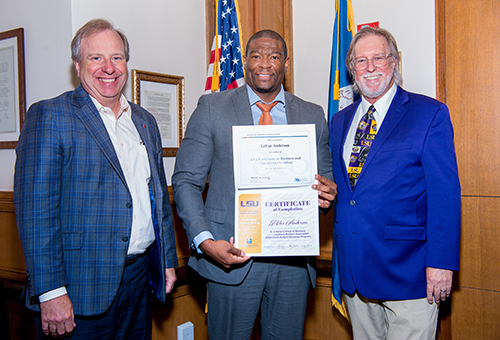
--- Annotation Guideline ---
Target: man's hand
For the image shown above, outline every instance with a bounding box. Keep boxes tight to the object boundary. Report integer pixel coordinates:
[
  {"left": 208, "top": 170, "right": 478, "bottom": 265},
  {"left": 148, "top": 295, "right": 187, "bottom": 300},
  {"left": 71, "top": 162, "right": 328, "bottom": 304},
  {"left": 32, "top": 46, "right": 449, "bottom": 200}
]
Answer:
[
  {"left": 312, "top": 174, "right": 338, "bottom": 209},
  {"left": 40, "top": 294, "right": 75, "bottom": 338},
  {"left": 165, "top": 268, "right": 177, "bottom": 293},
  {"left": 426, "top": 267, "right": 453, "bottom": 304},
  {"left": 200, "top": 237, "right": 251, "bottom": 268}
]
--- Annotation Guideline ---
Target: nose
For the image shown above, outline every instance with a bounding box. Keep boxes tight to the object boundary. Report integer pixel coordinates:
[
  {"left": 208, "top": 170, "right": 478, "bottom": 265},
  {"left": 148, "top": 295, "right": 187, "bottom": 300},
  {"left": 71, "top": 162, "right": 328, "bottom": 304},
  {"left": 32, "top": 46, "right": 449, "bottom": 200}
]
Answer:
[
  {"left": 366, "top": 58, "right": 377, "bottom": 72},
  {"left": 260, "top": 56, "right": 271, "bottom": 68},
  {"left": 102, "top": 58, "right": 115, "bottom": 74}
]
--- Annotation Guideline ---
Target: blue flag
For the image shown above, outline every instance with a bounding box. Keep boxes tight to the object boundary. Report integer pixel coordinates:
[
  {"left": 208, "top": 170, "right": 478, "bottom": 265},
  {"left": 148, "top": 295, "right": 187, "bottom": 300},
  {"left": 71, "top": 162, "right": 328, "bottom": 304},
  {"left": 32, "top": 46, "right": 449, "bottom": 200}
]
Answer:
[
  {"left": 328, "top": 0, "right": 355, "bottom": 320},
  {"left": 328, "top": 0, "right": 356, "bottom": 124}
]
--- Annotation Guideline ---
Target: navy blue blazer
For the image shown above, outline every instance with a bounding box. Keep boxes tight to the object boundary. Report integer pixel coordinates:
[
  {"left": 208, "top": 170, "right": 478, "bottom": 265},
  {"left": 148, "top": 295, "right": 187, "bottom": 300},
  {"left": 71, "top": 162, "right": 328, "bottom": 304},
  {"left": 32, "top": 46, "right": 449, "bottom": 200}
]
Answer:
[
  {"left": 330, "top": 87, "right": 461, "bottom": 300},
  {"left": 14, "top": 85, "right": 178, "bottom": 315}
]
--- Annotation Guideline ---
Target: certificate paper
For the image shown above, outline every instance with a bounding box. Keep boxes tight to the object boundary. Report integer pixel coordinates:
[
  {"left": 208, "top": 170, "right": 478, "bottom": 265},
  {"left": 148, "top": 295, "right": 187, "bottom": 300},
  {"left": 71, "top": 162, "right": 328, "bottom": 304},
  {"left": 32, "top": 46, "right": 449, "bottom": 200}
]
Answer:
[{"left": 233, "top": 124, "right": 319, "bottom": 256}]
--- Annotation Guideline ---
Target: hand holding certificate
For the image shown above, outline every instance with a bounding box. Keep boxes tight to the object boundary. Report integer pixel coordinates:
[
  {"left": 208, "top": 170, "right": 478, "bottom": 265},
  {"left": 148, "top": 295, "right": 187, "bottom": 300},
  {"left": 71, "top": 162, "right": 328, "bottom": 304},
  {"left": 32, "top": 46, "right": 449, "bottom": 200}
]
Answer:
[{"left": 233, "top": 124, "right": 320, "bottom": 256}]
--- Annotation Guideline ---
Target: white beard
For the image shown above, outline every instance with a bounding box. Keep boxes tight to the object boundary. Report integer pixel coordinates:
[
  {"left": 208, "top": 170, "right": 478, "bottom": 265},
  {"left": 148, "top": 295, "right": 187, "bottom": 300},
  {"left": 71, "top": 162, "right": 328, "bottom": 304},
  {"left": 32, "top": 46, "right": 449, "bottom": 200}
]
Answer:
[{"left": 357, "top": 70, "right": 394, "bottom": 100}]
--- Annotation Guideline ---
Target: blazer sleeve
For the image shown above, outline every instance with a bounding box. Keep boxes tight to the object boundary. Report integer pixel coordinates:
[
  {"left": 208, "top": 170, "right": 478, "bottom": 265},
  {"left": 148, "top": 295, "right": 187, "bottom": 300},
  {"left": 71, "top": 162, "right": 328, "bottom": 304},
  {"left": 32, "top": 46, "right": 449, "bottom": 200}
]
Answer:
[
  {"left": 172, "top": 95, "right": 215, "bottom": 244},
  {"left": 422, "top": 103, "right": 461, "bottom": 271},
  {"left": 14, "top": 100, "right": 68, "bottom": 298}
]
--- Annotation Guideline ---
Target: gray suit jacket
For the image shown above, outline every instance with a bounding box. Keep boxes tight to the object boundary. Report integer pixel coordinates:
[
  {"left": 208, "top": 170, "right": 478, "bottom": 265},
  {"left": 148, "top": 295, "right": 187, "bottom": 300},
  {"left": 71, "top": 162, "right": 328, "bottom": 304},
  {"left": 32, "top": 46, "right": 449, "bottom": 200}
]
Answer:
[{"left": 172, "top": 85, "right": 332, "bottom": 286}]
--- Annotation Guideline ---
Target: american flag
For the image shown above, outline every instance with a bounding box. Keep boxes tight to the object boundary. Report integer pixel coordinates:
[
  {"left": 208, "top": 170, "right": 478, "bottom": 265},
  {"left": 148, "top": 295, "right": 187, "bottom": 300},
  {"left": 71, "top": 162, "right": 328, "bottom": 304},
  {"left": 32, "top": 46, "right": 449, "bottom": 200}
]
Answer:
[{"left": 205, "top": 0, "right": 245, "bottom": 92}]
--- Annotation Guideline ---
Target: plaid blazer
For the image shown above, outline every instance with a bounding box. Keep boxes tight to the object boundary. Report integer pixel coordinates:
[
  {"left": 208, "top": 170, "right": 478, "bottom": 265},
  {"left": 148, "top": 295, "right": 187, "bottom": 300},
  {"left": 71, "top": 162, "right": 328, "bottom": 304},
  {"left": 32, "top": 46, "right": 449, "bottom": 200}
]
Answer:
[{"left": 14, "top": 85, "right": 178, "bottom": 315}]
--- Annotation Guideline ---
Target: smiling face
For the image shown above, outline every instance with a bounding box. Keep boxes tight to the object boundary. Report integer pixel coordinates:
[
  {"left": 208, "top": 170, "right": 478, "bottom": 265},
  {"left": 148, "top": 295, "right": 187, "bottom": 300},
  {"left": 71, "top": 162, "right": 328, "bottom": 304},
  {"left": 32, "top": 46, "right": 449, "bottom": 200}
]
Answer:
[
  {"left": 74, "top": 29, "right": 128, "bottom": 113},
  {"left": 243, "top": 37, "right": 289, "bottom": 103},
  {"left": 353, "top": 34, "right": 396, "bottom": 104}
]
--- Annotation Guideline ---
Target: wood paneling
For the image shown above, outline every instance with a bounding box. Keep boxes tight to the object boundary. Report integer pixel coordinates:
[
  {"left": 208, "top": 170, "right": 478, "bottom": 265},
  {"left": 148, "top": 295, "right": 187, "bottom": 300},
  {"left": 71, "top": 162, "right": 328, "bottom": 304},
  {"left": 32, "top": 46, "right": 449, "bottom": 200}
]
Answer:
[
  {"left": 450, "top": 288, "right": 500, "bottom": 340},
  {"left": 437, "top": 0, "right": 500, "bottom": 339},
  {"left": 457, "top": 197, "right": 500, "bottom": 291},
  {"left": 303, "top": 277, "right": 352, "bottom": 340},
  {"left": 441, "top": 0, "right": 500, "bottom": 197},
  {"left": 0, "top": 192, "right": 26, "bottom": 283}
]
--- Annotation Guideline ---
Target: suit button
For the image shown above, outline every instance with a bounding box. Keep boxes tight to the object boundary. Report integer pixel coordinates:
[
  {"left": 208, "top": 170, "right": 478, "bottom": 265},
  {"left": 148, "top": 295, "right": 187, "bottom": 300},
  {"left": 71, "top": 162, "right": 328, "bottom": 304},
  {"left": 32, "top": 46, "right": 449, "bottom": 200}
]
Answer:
[
  {"left": 126, "top": 202, "right": 132, "bottom": 208},
  {"left": 122, "top": 237, "right": 129, "bottom": 242},
  {"left": 350, "top": 200, "right": 356, "bottom": 206}
]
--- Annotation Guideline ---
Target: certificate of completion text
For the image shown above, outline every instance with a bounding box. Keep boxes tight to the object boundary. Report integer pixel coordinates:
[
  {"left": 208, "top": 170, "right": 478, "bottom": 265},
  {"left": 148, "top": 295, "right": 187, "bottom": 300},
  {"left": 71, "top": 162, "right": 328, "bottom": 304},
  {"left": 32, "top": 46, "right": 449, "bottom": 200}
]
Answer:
[{"left": 233, "top": 124, "right": 319, "bottom": 256}]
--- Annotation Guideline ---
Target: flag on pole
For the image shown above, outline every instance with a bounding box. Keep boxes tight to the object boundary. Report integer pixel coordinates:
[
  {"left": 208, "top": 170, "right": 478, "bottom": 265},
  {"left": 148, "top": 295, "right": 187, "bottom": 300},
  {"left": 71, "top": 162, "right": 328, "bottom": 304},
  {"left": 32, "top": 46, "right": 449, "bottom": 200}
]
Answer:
[
  {"left": 328, "top": 0, "right": 355, "bottom": 320},
  {"left": 205, "top": 0, "right": 245, "bottom": 93},
  {"left": 328, "top": 0, "right": 356, "bottom": 123}
]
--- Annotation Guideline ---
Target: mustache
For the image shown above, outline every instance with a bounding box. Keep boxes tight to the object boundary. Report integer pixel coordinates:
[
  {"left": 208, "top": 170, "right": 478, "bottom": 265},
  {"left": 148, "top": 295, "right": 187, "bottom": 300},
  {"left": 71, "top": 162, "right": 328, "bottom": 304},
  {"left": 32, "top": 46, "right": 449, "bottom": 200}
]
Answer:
[{"left": 362, "top": 71, "right": 383, "bottom": 79}]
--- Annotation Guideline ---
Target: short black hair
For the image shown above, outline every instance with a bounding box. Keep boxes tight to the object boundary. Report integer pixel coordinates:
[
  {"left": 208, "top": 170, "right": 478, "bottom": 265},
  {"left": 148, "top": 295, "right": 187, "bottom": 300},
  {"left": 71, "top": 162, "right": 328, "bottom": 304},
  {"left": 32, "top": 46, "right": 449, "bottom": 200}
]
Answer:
[{"left": 245, "top": 30, "right": 288, "bottom": 59}]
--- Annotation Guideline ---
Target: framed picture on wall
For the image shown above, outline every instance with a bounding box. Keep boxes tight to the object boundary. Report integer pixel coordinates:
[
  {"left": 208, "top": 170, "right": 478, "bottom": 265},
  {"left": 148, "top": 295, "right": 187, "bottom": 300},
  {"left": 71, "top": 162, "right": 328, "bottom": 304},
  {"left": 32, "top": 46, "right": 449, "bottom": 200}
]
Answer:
[
  {"left": 131, "top": 70, "right": 185, "bottom": 157},
  {"left": 0, "top": 27, "right": 26, "bottom": 149}
]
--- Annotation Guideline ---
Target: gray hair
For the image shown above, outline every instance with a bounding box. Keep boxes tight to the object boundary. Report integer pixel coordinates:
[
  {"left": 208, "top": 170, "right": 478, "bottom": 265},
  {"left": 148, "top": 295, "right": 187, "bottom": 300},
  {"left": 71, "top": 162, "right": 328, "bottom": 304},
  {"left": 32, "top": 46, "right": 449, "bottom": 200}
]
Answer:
[
  {"left": 346, "top": 26, "right": 402, "bottom": 93},
  {"left": 71, "top": 18, "right": 130, "bottom": 62}
]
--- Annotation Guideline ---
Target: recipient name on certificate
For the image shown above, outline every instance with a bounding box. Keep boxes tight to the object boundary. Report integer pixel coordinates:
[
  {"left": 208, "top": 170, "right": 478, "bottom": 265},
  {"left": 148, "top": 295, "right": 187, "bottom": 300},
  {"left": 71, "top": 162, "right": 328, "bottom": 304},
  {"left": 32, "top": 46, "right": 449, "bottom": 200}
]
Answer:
[{"left": 233, "top": 124, "right": 319, "bottom": 256}]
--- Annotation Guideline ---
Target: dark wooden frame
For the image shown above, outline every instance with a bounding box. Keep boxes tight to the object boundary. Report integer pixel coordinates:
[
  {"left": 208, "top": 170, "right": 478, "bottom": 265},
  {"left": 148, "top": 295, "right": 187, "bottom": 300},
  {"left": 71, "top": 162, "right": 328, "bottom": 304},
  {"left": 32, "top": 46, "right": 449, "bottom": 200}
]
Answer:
[
  {"left": 131, "top": 69, "right": 185, "bottom": 157},
  {"left": 0, "top": 28, "right": 26, "bottom": 149}
]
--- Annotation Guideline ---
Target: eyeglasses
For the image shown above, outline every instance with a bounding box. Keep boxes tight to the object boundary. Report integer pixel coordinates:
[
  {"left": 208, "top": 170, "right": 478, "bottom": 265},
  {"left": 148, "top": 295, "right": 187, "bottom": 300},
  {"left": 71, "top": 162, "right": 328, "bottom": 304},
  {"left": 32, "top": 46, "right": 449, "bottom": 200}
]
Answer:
[{"left": 352, "top": 54, "right": 392, "bottom": 71}]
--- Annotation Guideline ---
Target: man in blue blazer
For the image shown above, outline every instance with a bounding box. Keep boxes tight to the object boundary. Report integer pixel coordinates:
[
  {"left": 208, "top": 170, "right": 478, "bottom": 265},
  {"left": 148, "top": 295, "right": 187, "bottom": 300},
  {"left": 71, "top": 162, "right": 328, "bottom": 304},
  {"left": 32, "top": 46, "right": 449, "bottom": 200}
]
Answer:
[
  {"left": 330, "top": 27, "right": 461, "bottom": 339},
  {"left": 14, "top": 19, "right": 177, "bottom": 339},
  {"left": 172, "top": 30, "right": 336, "bottom": 340}
]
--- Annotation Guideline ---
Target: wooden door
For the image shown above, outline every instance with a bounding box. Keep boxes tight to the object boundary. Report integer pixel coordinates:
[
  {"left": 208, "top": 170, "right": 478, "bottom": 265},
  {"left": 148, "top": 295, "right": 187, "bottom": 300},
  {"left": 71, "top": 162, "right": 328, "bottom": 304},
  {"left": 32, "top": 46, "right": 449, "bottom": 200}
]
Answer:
[
  {"left": 437, "top": 0, "right": 500, "bottom": 338},
  {"left": 205, "top": 0, "right": 294, "bottom": 92}
]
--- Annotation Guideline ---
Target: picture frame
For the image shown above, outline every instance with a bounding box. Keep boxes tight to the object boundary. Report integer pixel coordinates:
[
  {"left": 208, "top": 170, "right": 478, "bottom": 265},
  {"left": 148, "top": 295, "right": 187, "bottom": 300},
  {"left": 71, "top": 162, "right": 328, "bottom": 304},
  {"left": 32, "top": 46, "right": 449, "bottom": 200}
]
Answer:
[
  {"left": 132, "top": 70, "right": 185, "bottom": 157},
  {"left": 0, "top": 28, "right": 26, "bottom": 149}
]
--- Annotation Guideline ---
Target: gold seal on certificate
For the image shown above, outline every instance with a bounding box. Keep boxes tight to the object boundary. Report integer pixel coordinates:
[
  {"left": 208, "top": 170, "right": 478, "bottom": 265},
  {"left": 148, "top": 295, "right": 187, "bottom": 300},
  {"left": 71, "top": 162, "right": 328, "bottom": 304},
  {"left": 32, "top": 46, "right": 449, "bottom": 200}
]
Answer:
[{"left": 233, "top": 124, "right": 319, "bottom": 256}]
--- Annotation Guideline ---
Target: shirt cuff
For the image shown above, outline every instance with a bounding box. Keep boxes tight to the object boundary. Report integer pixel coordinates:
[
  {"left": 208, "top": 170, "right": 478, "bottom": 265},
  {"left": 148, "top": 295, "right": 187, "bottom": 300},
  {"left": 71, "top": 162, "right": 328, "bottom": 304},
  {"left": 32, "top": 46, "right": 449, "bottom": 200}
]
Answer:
[
  {"left": 193, "top": 231, "right": 215, "bottom": 254},
  {"left": 39, "top": 287, "right": 67, "bottom": 303}
]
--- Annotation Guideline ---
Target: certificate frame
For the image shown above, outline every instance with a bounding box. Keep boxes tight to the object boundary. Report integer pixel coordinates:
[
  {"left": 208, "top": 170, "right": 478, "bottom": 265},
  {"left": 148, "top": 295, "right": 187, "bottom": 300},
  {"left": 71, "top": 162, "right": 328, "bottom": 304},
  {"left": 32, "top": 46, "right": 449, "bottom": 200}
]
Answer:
[
  {"left": 0, "top": 28, "right": 26, "bottom": 149},
  {"left": 131, "top": 69, "right": 185, "bottom": 157}
]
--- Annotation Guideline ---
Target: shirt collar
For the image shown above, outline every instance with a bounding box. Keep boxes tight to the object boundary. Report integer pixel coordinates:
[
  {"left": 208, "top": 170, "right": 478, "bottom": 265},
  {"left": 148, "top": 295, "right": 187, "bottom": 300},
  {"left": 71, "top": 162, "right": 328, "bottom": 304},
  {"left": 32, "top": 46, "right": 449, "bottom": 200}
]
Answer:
[
  {"left": 247, "top": 85, "right": 285, "bottom": 106},
  {"left": 90, "top": 94, "right": 131, "bottom": 120}
]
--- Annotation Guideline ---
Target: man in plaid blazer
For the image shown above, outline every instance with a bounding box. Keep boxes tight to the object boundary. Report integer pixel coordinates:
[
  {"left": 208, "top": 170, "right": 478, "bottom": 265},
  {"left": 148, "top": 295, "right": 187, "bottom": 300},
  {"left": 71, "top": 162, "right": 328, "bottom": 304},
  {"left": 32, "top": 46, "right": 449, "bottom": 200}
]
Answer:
[{"left": 14, "top": 19, "right": 177, "bottom": 339}]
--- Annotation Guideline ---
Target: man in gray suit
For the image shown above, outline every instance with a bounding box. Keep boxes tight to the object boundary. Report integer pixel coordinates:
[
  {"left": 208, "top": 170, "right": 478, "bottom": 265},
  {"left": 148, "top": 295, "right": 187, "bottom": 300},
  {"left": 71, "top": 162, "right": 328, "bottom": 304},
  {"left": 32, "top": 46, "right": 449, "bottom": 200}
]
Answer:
[{"left": 172, "top": 30, "right": 336, "bottom": 340}]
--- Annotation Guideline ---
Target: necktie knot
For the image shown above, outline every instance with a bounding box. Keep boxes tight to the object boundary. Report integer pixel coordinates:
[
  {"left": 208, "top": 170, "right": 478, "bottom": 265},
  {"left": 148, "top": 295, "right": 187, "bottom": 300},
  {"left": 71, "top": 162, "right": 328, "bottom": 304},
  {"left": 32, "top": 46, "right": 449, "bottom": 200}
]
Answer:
[{"left": 256, "top": 101, "right": 278, "bottom": 125}]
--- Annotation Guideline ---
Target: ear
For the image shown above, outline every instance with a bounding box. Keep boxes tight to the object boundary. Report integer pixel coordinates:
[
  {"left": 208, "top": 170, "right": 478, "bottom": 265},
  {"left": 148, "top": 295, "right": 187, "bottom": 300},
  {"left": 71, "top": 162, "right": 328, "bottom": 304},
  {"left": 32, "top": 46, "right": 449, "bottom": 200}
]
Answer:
[
  {"left": 284, "top": 57, "right": 290, "bottom": 73},
  {"left": 73, "top": 60, "right": 80, "bottom": 77}
]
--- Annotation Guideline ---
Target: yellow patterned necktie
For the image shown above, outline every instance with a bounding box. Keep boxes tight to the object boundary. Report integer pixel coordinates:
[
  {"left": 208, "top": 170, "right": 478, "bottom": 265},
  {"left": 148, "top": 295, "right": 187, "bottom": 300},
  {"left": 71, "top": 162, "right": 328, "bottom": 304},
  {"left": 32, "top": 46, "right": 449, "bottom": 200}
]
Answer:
[{"left": 347, "top": 105, "right": 378, "bottom": 188}]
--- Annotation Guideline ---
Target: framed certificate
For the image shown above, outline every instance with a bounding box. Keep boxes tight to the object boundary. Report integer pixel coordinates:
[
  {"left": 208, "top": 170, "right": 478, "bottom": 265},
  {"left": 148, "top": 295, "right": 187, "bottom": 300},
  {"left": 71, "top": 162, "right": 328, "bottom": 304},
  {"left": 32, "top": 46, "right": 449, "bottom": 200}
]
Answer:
[
  {"left": 131, "top": 70, "right": 185, "bottom": 157},
  {"left": 0, "top": 28, "right": 26, "bottom": 149},
  {"left": 233, "top": 124, "right": 319, "bottom": 256}
]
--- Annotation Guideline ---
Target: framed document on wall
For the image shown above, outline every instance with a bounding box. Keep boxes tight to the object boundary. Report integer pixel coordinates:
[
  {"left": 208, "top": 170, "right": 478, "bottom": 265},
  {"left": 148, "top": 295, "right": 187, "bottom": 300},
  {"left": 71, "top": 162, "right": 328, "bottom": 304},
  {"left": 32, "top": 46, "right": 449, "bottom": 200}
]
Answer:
[
  {"left": 132, "top": 70, "right": 185, "bottom": 157},
  {"left": 0, "top": 27, "right": 26, "bottom": 149}
]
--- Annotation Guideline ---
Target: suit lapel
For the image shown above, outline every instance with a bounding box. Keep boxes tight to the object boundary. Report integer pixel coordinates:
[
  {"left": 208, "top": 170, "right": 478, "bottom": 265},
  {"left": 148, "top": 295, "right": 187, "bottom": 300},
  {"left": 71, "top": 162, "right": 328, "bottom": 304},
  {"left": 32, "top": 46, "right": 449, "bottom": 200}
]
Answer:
[
  {"left": 233, "top": 85, "right": 254, "bottom": 125},
  {"left": 284, "top": 92, "right": 300, "bottom": 124},
  {"left": 334, "top": 100, "right": 360, "bottom": 191},
  {"left": 71, "top": 85, "right": 128, "bottom": 188},
  {"left": 356, "top": 87, "right": 409, "bottom": 184},
  {"left": 131, "top": 107, "right": 159, "bottom": 182}
]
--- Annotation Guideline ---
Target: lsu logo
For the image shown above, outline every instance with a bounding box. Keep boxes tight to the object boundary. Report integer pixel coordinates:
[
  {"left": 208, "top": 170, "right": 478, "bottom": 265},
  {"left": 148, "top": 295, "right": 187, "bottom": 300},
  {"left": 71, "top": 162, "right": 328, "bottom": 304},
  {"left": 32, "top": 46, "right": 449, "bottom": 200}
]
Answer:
[
  {"left": 241, "top": 201, "right": 259, "bottom": 207},
  {"left": 246, "top": 238, "right": 253, "bottom": 244},
  {"left": 360, "top": 140, "right": 372, "bottom": 147}
]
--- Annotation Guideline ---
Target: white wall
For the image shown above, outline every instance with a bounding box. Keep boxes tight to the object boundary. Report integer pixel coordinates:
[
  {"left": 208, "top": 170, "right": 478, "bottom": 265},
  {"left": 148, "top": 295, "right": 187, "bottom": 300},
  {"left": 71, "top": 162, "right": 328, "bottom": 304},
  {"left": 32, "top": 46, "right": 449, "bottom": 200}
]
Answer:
[
  {"left": 0, "top": 0, "right": 437, "bottom": 191},
  {"left": 70, "top": 0, "right": 207, "bottom": 184},
  {"left": 0, "top": 0, "right": 207, "bottom": 190},
  {"left": 0, "top": 0, "right": 73, "bottom": 191},
  {"left": 293, "top": 0, "right": 436, "bottom": 113}
]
